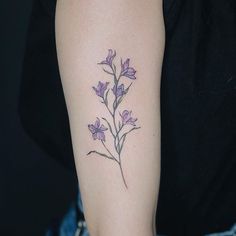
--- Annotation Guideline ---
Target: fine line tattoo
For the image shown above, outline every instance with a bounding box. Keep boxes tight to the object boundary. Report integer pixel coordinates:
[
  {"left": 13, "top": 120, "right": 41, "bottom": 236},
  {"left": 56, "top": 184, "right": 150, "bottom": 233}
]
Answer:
[{"left": 87, "top": 49, "right": 141, "bottom": 189}]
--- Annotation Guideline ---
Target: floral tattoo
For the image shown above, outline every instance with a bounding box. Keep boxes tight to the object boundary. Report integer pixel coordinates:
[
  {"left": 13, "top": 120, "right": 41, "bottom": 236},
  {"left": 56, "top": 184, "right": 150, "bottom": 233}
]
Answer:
[{"left": 87, "top": 49, "right": 141, "bottom": 189}]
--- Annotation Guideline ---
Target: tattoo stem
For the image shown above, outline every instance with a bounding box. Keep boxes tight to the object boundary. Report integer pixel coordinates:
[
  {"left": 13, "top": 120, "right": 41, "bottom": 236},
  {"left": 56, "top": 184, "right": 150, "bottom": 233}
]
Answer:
[
  {"left": 87, "top": 151, "right": 117, "bottom": 162},
  {"left": 101, "top": 140, "right": 117, "bottom": 161},
  {"left": 118, "top": 156, "right": 128, "bottom": 189},
  {"left": 103, "top": 67, "right": 128, "bottom": 188},
  {"left": 119, "top": 126, "right": 141, "bottom": 142},
  {"left": 112, "top": 112, "right": 121, "bottom": 153},
  {"left": 102, "top": 68, "right": 114, "bottom": 75},
  {"left": 102, "top": 97, "right": 113, "bottom": 116},
  {"left": 86, "top": 147, "right": 128, "bottom": 188},
  {"left": 102, "top": 117, "right": 116, "bottom": 138},
  {"left": 110, "top": 68, "right": 122, "bottom": 152}
]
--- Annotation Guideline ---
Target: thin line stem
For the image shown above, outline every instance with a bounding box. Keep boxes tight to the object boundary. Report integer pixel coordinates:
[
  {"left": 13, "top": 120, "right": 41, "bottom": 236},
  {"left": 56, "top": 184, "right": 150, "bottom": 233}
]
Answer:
[
  {"left": 119, "top": 126, "right": 141, "bottom": 142},
  {"left": 87, "top": 151, "right": 114, "bottom": 161},
  {"left": 118, "top": 156, "right": 128, "bottom": 189},
  {"left": 102, "top": 97, "right": 113, "bottom": 116},
  {"left": 102, "top": 117, "right": 116, "bottom": 138},
  {"left": 101, "top": 140, "right": 117, "bottom": 161},
  {"left": 112, "top": 112, "right": 121, "bottom": 153}
]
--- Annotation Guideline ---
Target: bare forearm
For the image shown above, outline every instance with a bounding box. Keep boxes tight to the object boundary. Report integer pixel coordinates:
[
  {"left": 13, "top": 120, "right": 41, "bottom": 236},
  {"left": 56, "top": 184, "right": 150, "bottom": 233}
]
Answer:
[{"left": 55, "top": 0, "right": 165, "bottom": 235}]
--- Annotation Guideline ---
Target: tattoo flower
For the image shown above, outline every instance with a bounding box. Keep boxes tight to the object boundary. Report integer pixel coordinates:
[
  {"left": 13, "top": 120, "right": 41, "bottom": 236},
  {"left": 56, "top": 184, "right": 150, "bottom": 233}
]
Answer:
[
  {"left": 93, "top": 81, "right": 109, "bottom": 98},
  {"left": 121, "top": 59, "right": 136, "bottom": 80},
  {"left": 99, "top": 49, "right": 116, "bottom": 67},
  {"left": 87, "top": 50, "right": 141, "bottom": 189},
  {"left": 112, "top": 84, "right": 125, "bottom": 97},
  {"left": 120, "top": 110, "right": 137, "bottom": 126},
  {"left": 88, "top": 118, "right": 108, "bottom": 142}
]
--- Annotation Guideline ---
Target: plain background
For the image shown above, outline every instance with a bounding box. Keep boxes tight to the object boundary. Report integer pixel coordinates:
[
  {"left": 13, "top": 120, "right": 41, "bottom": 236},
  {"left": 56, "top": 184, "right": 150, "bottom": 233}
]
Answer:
[{"left": 0, "top": 1, "right": 78, "bottom": 235}]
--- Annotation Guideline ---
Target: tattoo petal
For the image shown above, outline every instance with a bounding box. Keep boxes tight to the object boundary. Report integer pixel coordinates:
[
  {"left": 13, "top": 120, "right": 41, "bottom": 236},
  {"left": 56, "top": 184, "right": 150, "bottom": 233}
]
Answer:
[{"left": 88, "top": 118, "right": 108, "bottom": 142}]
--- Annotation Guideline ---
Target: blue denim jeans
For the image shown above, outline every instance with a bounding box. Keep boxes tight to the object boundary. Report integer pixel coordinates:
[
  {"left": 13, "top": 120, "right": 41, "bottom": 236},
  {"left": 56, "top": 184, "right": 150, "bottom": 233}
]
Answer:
[{"left": 45, "top": 187, "right": 236, "bottom": 236}]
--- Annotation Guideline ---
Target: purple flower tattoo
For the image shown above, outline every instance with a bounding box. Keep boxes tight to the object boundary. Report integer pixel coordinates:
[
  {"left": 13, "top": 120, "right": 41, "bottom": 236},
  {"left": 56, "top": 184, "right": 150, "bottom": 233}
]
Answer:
[
  {"left": 87, "top": 50, "right": 141, "bottom": 189},
  {"left": 121, "top": 58, "right": 136, "bottom": 80},
  {"left": 88, "top": 118, "right": 108, "bottom": 142},
  {"left": 112, "top": 84, "right": 125, "bottom": 97},
  {"left": 120, "top": 110, "right": 137, "bottom": 126},
  {"left": 98, "top": 49, "right": 116, "bottom": 67},
  {"left": 93, "top": 81, "right": 109, "bottom": 98}
]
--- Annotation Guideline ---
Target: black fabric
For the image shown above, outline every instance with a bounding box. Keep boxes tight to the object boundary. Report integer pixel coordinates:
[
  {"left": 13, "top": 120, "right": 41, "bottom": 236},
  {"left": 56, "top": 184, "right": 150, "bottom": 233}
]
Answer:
[
  {"left": 19, "top": 0, "right": 236, "bottom": 235},
  {"left": 19, "top": 0, "right": 76, "bottom": 170},
  {"left": 157, "top": 0, "right": 236, "bottom": 235}
]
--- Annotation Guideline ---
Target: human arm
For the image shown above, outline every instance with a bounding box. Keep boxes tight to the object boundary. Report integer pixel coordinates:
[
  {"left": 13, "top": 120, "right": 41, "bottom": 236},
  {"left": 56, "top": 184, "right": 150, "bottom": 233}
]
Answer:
[{"left": 55, "top": 0, "right": 165, "bottom": 235}]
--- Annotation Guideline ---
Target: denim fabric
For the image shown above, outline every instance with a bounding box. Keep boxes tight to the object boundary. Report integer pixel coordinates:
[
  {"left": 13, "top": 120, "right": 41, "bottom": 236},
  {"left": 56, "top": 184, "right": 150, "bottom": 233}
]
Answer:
[
  {"left": 205, "top": 224, "right": 236, "bottom": 236},
  {"left": 45, "top": 189, "right": 236, "bottom": 236}
]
